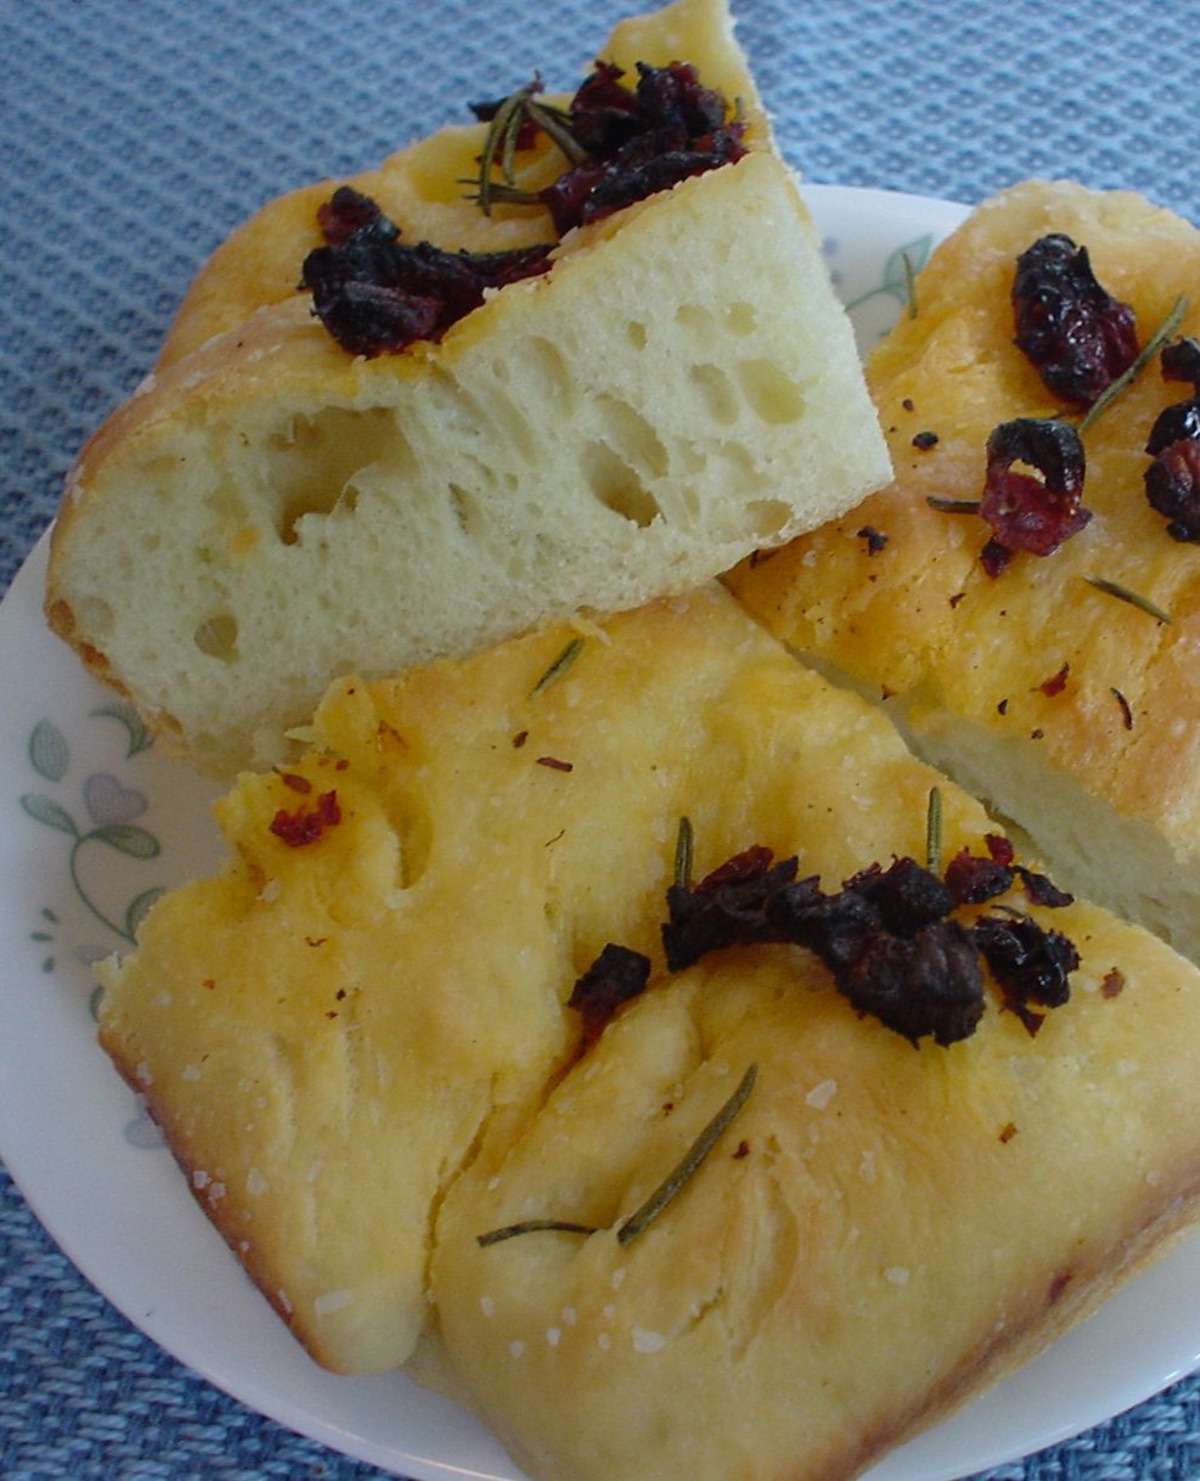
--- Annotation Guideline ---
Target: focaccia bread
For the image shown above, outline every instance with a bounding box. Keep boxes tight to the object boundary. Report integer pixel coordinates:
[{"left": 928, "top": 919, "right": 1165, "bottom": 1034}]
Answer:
[
  {"left": 44, "top": 0, "right": 889, "bottom": 780},
  {"left": 96, "top": 583, "right": 1200, "bottom": 1481},
  {"left": 728, "top": 178, "right": 1200, "bottom": 964}
]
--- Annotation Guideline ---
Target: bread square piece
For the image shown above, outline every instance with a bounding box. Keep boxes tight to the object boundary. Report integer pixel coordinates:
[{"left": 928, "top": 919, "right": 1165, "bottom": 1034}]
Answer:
[
  {"left": 729, "top": 178, "right": 1200, "bottom": 966},
  {"left": 96, "top": 584, "right": 1200, "bottom": 1479}
]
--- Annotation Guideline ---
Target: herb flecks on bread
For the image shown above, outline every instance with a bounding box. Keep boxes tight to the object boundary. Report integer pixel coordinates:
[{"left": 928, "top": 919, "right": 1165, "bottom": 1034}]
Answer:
[
  {"left": 46, "top": 0, "right": 890, "bottom": 778},
  {"left": 728, "top": 178, "right": 1200, "bottom": 966}
]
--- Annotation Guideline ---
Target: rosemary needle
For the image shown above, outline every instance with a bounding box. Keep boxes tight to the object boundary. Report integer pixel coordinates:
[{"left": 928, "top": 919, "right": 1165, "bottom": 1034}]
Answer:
[
  {"left": 1079, "top": 294, "right": 1189, "bottom": 434},
  {"left": 1083, "top": 574, "right": 1172, "bottom": 625},
  {"left": 530, "top": 636, "right": 586, "bottom": 696},
  {"left": 617, "top": 1063, "right": 758, "bottom": 1247},
  {"left": 476, "top": 1218, "right": 597, "bottom": 1249},
  {"left": 673, "top": 815, "right": 694, "bottom": 890},
  {"left": 925, "top": 786, "right": 943, "bottom": 878}
]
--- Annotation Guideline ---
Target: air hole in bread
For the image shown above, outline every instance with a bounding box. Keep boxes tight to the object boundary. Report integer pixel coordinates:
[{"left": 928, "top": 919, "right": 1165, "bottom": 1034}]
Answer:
[
  {"left": 626, "top": 320, "right": 648, "bottom": 349},
  {"left": 674, "top": 302, "right": 719, "bottom": 345},
  {"left": 735, "top": 359, "right": 807, "bottom": 425},
  {"left": 725, "top": 300, "right": 759, "bottom": 337},
  {"left": 594, "top": 396, "right": 670, "bottom": 480},
  {"left": 689, "top": 363, "right": 740, "bottom": 427},
  {"left": 581, "top": 440, "right": 662, "bottom": 528},
  {"left": 193, "top": 612, "right": 239, "bottom": 661},
  {"left": 265, "top": 409, "right": 394, "bottom": 545},
  {"left": 746, "top": 499, "right": 796, "bottom": 540}
]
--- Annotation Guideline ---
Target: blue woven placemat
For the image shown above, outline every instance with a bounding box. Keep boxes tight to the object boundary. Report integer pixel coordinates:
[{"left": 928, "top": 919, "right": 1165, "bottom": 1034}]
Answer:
[{"left": 5, "top": 1, "right": 1200, "bottom": 1476}]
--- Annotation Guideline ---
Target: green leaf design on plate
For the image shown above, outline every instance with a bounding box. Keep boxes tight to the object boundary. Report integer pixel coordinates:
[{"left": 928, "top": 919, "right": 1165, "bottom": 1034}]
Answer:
[
  {"left": 93, "top": 824, "right": 161, "bottom": 860},
  {"left": 881, "top": 234, "right": 934, "bottom": 304},
  {"left": 91, "top": 701, "right": 155, "bottom": 757},
  {"left": 21, "top": 792, "right": 79, "bottom": 837},
  {"left": 125, "top": 886, "right": 166, "bottom": 937},
  {"left": 29, "top": 718, "right": 69, "bottom": 782}
]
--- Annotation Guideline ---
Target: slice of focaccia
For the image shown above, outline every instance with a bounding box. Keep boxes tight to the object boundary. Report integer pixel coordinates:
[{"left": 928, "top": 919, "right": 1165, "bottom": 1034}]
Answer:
[
  {"left": 728, "top": 178, "right": 1200, "bottom": 965},
  {"left": 96, "top": 584, "right": 1200, "bottom": 1481},
  {"left": 44, "top": 0, "right": 889, "bottom": 780}
]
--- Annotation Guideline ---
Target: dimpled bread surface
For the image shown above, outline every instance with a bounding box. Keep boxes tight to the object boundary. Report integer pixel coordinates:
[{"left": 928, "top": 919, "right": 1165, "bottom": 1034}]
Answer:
[
  {"left": 727, "top": 178, "right": 1200, "bottom": 965},
  {"left": 96, "top": 585, "right": 1200, "bottom": 1481},
  {"left": 44, "top": 0, "right": 890, "bottom": 780}
]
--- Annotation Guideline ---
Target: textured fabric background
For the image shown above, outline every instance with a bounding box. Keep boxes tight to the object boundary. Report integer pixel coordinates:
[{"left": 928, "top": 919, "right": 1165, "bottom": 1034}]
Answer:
[{"left": 4, "top": 1, "right": 1200, "bottom": 1476}]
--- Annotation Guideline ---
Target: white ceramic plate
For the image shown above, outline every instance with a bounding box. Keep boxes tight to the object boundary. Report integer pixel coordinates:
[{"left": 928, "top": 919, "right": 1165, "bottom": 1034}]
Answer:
[{"left": 3, "top": 184, "right": 1199, "bottom": 1481}]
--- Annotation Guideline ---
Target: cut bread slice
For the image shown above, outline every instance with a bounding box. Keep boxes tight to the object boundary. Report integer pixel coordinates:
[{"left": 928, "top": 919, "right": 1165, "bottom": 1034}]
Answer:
[
  {"left": 728, "top": 178, "right": 1200, "bottom": 965},
  {"left": 94, "top": 583, "right": 1200, "bottom": 1480},
  {"left": 44, "top": 0, "right": 889, "bottom": 779}
]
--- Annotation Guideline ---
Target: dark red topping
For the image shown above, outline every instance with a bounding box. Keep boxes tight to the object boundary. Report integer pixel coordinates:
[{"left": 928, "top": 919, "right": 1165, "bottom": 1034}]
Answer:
[
  {"left": 1142, "top": 339, "right": 1200, "bottom": 541},
  {"left": 944, "top": 846, "right": 1014, "bottom": 906},
  {"left": 569, "top": 942, "right": 652, "bottom": 1043},
  {"left": 269, "top": 789, "right": 342, "bottom": 847},
  {"left": 978, "top": 417, "right": 1090, "bottom": 572},
  {"left": 539, "top": 60, "right": 746, "bottom": 233},
  {"left": 662, "top": 846, "right": 799, "bottom": 972},
  {"left": 1145, "top": 439, "right": 1200, "bottom": 543},
  {"left": 1012, "top": 234, "right": 1139, "bottom": 406},
  {"left": 912, "top": 430, "right": 939, "bottom": 450},
  {"left": 972, "top": 912, "right": 1079, "bottom": 1029},
  {"left": 1039, "top": 662, "right": 1070, "bottom": 697},
  {"left": 301, "top": 185, "right": 553, "bottom": 357},
  {"left": 857, "top": 525, "right": 889, "bottom": 554},
  {"left": 1160, "top": 336, "right": 1200, "bottom": 388}
]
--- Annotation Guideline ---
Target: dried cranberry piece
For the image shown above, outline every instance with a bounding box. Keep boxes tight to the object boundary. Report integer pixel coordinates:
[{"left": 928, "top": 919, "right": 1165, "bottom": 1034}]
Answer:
[
  {"left": 973, "top": 913, "right": 1079, "bottom": 1011},
  {"left": 318, "top": 185, "right": 397, "bottom": 247},
  {"left": 1145, "top": 438, "right": 1200, "bottom": 542},
  {"left": 569, "top": 942, "right": 652, "bottom": 1043},
  {"left": 978, "top": 417, "right": 1090, "bottom": 569},
  {"left": 662, "top": 847, "right": 798, "bottom": 971},
  {"left": 1160, "top": 336, "right": 1200, "bottom": 389},
  {"left": 541, "top": 60, "right": 746, "bottom": 233},
  {"left": 1145, "top": 397, "right": 1200, "bottom": 456},
  {"left": 944, "top": 846, "right": 1015, "bottom": 905},
  {"left": 1012, "top": 234, "right": 1139, "bottom": 406},
  {"left": 842, "top": 856, "right": 955, "bottom": 936},
  {"left": 1018, "top": 867, "right": 1073, "bottom": 908},
  {"left": 831, "top": 919, "right": 986, "bottom": 1048},
  {"left": 301, "top": 192, "right": 553, "bottom": 356}
]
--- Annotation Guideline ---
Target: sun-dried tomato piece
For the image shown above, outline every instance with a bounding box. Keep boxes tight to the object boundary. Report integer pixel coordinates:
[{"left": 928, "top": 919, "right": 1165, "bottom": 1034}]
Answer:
[
  {"left": 569, "top": 942, "right": 651, "bottom": 1043},
  {"left": 842, "top": 856, "right": 956, "bottom": 936},
  {"left": 301, "top": 192, "right": 553, "bottom": 356},
  {"left": 1145, "top": 438, "right": 1200, "bottom": 542},
  {"left": 978, "top": 417, "right": 1090, "bottom": 570},
  {"left": 1012, "top": 234, "right": 1139, "bottom": 406},
  {"left": 269, "top": 789, "right": 342, "bottom": 847},
  {"left": 973, "top": 913, "right": 1079, "bottom": 1014},
  {"left": 831, "top": 919, "right": 986, "bottom": 1047},
  {"left": 1017, "top": 867, "right": 1073, "bottom": 908}
]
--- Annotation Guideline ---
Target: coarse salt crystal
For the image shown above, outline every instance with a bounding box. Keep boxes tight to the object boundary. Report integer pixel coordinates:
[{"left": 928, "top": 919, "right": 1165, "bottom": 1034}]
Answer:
[
  {"left": 632, "top": 1328, "right": 667, "bottom": 1354},
  {"left": 480, "top": 1295, "right": 496, "bottom": 1318},
  {"left": 314, "top": 1289, "right": 353, "bottom": 1317},
  {"left": 509, "top": 1340, "right": 525, "bottom": 1359},
  {"left": 546, "top": 1328, "right": 561, "bottom": 1348},
  {"left": 805, "top": 1079, "right": 838, "bottom": 1110},
  {"left": 884, "top": 1266, "right": 910, "bottom": 1286}
]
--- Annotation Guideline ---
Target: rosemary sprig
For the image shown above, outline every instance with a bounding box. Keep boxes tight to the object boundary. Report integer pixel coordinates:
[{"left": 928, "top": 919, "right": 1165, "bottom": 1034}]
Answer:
[
  {"left": 617, "top": 1063, "right": 757, "bottom": 1247},
  {"left": 531, "top": 636, "right": 586, "bottom": 696},
  {"left": 1079, "top": 294, "right": 1189, "bottom": 434},
  {"left": 673, "top": 815, "right": 694, "bottom": 889},
  {"left": 476, "top": 1217, "right": 597, "bottom": 1249},
  {"left": 468, "top": 81, "right": 588, "bottom": 216},
  {"left": 926, "top": 496, "right": 982, "bottom": 515},
  {"left": 1083, "top": 574, "right": 1172, "bottom": 625},
  {"left": 925, "top": 786, "right": 943, "bottom": 877}
]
